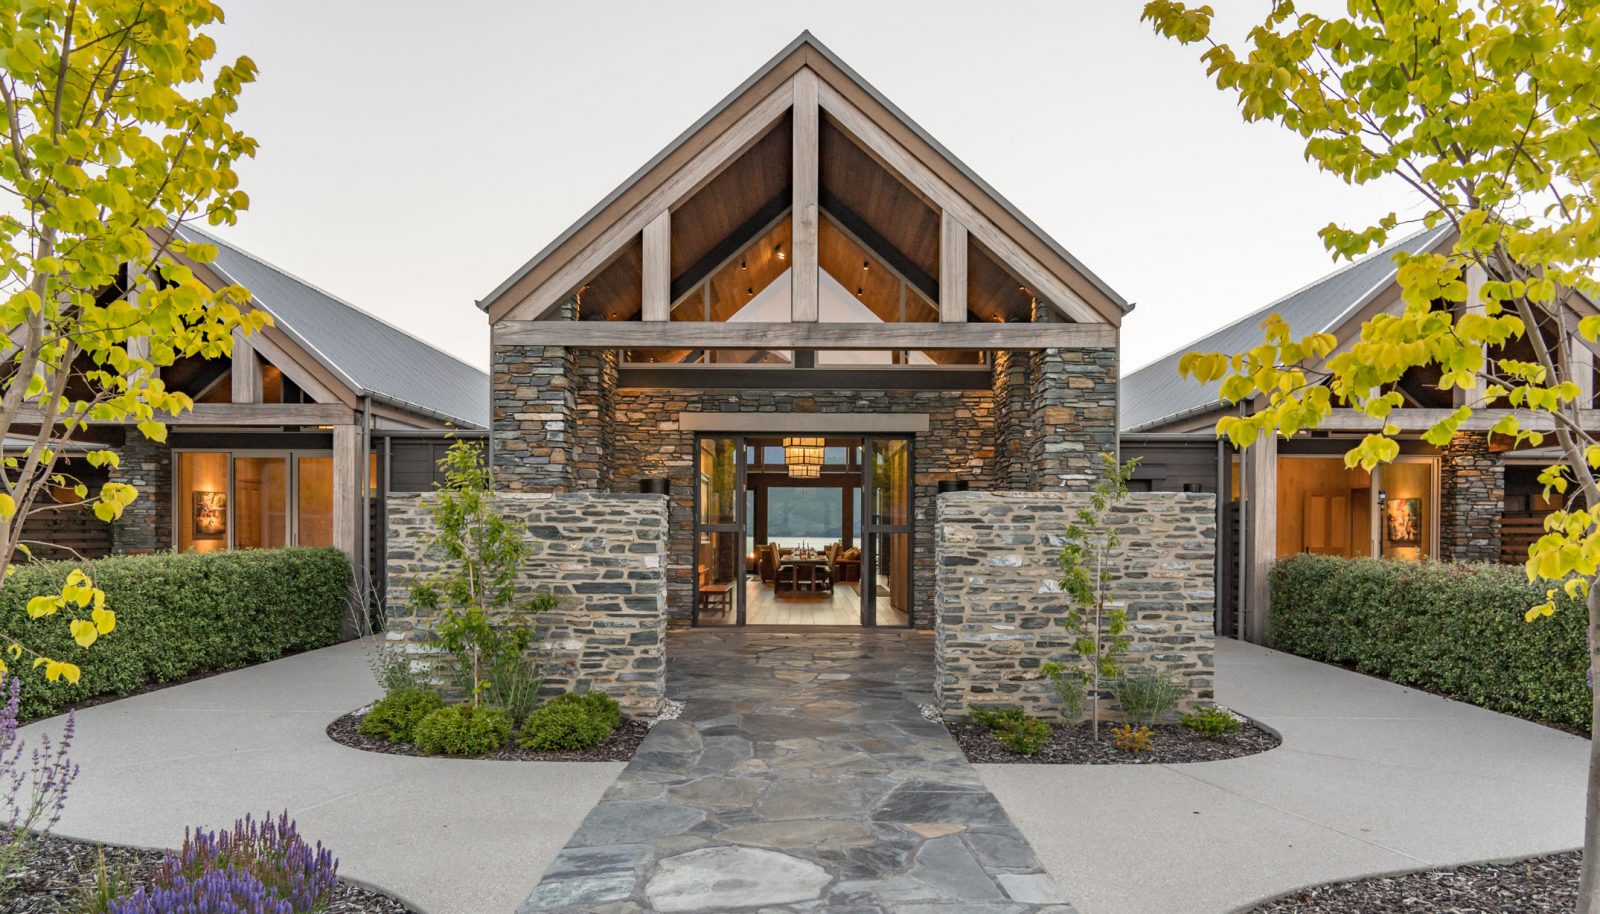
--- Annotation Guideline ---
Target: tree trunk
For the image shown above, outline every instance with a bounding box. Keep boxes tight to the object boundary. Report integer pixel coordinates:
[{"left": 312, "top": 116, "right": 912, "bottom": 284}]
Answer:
[{"left": 1580, "top": 580, "right": 1600, "bottom": 914}]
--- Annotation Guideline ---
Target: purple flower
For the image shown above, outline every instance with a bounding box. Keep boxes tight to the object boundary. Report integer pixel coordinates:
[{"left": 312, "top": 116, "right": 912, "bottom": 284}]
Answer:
[
  {"left": 0, "top": 676, "right": 78, "bottom": 867},
  {"left": 109, "top": 812, "right": 338, "bottom": 914}
]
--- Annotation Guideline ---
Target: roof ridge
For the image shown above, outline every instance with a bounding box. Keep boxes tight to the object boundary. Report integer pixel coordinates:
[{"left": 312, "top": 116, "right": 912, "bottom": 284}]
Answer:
[
  {"left": 180, "top": 223, "right": 486, "bottom": 378},
  {"left": 1121, "top": 225, "right": 1445, "bottom": 377}
]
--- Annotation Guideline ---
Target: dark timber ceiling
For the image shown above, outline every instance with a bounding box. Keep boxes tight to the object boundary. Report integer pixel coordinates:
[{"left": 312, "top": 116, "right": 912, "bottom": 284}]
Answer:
[
  {"left": 671, "top": 113, "right": 793, "bottom": 296},
  {"left": 819, "top": 113, "right": 940, "bottom": 294}
]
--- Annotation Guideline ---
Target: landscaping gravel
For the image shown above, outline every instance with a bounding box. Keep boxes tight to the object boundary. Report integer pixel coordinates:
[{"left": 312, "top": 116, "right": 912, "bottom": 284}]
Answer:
[
  {"left": 1251, "top": 851, "right": 1579, "bottom": 913},
  {"left": 950, "top": 718, "right": 1279, "bottom": 764},
  {"left": 327, "top": 709, "right": 648, "bottom": 762},
  {"left": 6, "top": 832, "right": 414, "bottom": 913}
]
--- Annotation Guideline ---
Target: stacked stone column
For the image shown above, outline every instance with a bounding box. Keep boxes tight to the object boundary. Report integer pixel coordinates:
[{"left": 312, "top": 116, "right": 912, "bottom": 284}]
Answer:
[
  {"left": 110, "top": 433, "right": 171, "bottom": 554},
  {"left": 1439, "top": 432, "right": 1504, "bottom": 563}
]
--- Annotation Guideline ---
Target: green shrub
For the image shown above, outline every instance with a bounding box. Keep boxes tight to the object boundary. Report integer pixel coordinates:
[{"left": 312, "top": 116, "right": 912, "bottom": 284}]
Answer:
[
  {"left": 518, "top": 693, "right": 620, "bottom": 751},
  {"left": 3, "top": 548, "right": 349, "bottom": 722},
  {"left": 1271, "top": 554, "right": 1591, "bottom": 730},
  {"left": 1181, "top": 706, "right": 1243, "bottom": 740},
  {"left": 969, "top": 706, "right": 1053, "bottom": 756},
  {"left": 413, "top": 704, "right": 512, "bottom": 756},
  {"left": 357, "top": 688, "right": 444, "bottom": 742},
  {"left": 1113, "top": 669, "right": 1185, "bottom": 725}
]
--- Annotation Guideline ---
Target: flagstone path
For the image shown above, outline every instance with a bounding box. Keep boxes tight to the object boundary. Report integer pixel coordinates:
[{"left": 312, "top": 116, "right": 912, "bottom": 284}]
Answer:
[{"left": 520, "top": 630, "right": 1074, "bottom": 914}]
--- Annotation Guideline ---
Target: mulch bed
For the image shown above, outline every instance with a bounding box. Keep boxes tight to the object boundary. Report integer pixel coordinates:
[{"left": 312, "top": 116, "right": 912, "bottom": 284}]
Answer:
[
  {"left": 949, "top": 718, "right": 1279, "bottom": 764},
  {"left": 6, "top": 832, "right": 413, "bottom": 913},
  {"left": 326, "top": 709, "right": 649, "bottom": 762},
  {"left": 1251, "top": 851, "right": 1579, "bottom": 913}
]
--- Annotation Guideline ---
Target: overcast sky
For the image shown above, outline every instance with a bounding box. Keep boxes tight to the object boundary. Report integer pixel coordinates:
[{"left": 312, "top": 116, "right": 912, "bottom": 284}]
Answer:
[{"left": 205, "top": 0, "right": 1421, "bottom": 375}]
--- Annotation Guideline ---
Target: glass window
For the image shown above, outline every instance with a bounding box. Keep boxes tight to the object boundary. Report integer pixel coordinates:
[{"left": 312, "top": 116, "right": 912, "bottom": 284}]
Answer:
[
  {"left": 1275, "top": 457, "right": 1373, "bottom": 558},
  {"left": 297, "top": 456, "right": 334, "bottom": 547},
  {"left": 177, "top": 452, "right": 230, "bottom": 553},
  {"left": 868, "top": 439, "right": 911, "bottom": 527},
  {"left": 699, "top": 437, "right": 738, "bottom": 526},
  {"left": 233, "top": 457, "right": 288, "bottom": 549},
  {"left": 1379, "top": 461, "right": 1435, "bottom": 561}
]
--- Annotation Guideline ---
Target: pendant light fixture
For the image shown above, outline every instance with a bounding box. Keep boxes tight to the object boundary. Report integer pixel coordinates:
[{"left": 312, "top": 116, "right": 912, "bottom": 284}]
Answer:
[{"left": 782, "top": 436, "right": 825, "bottom": 477}]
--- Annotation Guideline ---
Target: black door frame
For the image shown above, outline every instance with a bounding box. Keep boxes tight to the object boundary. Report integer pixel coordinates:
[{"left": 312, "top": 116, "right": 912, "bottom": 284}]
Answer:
[
  {"left": 690, "top": 435, "right": 747, "bottom": 627},
  {"left": 691, "top": 431, "right": 914, "bottom": 629},
  {"left": 860, "top": 435, "right": 915, "bottom": 629}
]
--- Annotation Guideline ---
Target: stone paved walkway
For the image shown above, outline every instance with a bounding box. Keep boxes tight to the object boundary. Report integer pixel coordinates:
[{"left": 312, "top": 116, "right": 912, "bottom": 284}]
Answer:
[{"left": 522, "top": 630, "right": 1073, "bottom": 914}]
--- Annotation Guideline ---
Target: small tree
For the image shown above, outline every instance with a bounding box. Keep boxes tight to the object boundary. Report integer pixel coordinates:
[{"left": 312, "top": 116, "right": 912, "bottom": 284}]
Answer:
[
  {"left": 408, "top": 441, "right": 554, "bottom": 710},
  {"left": 1142, "top": 2, "right": 1600, "bottom": 909},
  {"left": 0, "top": 0, "right": 264, "bottom": 682},
  {"left": 1043, "top": 452, "right": 1139, "bottom": 740}
]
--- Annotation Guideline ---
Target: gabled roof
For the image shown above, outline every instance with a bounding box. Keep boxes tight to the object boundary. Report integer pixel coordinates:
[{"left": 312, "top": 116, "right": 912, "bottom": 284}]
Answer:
[
  {"left": 478, "top": 31, "right": 1130, "bottom": 324},
  {"left": 177, "top": 225, "right": 491, "bottom": 429},
  {"left": 1120, "top": 225, "right": 1454, "bottom": 432}
]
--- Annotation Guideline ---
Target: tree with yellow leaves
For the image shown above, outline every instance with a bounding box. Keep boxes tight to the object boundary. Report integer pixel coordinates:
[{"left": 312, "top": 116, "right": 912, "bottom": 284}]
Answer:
[
  {"left": 1144, "top": 1, "right": 1600, "bottom": 908},
  {"left": 0, "top": 0, "right": 264, "bottom": 683}
]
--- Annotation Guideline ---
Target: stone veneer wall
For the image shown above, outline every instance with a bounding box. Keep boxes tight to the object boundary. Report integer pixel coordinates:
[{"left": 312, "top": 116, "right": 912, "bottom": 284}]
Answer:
[
  {"left": 110, "top": 435, "right": 171, "bottom": 554},
  {"left": 1029, "top": 344, "right": 1119, "bottom": 489},
  {"left": 490, "top": 329, "right": 1123, "bottom": 627},
  {"left": 934, "top": 490, "right": 1217, "bottom": 718},
  {"left": 991, "top": 350, "right": 1033, "bottom": 490},
  {"left": 384, "top": 491, "right": 668, "bottom": 717},
  {"left": 1439, "top": 432, "right": 1504, "bottom": 563}
]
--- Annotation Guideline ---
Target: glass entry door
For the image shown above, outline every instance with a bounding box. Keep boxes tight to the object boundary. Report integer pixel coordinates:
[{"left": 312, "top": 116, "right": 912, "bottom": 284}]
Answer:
[
  {"left": 692, "top": 432, "right": 913, "bottom": 627},
  {"left": 694, "top": 436, "right": 745, "bottom": 625},
  {"left": 861, "top": 437, "right": 914, "bottom": 627}
]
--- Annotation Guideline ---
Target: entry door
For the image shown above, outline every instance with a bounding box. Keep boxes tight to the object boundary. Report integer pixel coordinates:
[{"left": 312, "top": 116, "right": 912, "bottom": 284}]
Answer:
[
  {"left": 861, "top": 436, "right": 913, "bottom": 627},
  {"left": 694, "top": 435, "right": 746, "bottom": 626}
]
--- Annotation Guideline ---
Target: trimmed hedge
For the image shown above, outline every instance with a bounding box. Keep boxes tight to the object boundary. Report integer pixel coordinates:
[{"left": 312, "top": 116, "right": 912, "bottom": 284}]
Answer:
[
  {"left": 4, "top": 548, "right": 349, "bottom": 721},
  {"left": 1271, "top": 554, "right": 1590, "bottom": 730}
]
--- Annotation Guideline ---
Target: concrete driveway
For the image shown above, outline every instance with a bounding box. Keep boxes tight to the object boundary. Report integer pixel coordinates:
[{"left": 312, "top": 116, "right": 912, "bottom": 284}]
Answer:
[
  {"left": 981, "top": 638, "right": 1591, "bottom": 914},
  {"left": 19, "top": 641, "right": 621, "bottom": 914}
]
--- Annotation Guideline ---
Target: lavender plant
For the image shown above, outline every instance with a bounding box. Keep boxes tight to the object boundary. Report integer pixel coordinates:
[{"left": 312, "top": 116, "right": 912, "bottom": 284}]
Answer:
[
  {"left": 0, "top": 676, "right": 78, "bottom": 892},
  {"left": 108, "top": 812, "right": 339, "bottom": 914}
]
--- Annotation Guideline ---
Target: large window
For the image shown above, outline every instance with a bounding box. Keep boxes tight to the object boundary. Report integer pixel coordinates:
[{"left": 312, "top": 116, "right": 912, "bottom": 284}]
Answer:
[
  {"left": 174, "top": 449, "right": 357, "bottom": 552},
  {"left": 1273, "top": 455, "right": 1438, "bottom": 561}
]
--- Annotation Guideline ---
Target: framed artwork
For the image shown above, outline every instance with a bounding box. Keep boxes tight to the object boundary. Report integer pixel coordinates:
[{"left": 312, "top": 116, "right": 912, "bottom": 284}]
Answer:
[
  {"left": 1385, "top": 497, "right": 1422, "bottom": 546},
  {"left": 193, "top": 491, "right": 226, "bottom": 538}
]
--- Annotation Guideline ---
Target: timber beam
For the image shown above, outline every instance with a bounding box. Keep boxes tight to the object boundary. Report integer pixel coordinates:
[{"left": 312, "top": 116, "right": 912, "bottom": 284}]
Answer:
[{"left": 492, "top": 321, "right": 1115, "bottom": 351}]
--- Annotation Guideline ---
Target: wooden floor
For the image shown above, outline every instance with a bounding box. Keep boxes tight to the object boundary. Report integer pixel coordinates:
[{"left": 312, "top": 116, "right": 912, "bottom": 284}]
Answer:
[{"left": 698, "top": 578, "right": 911, "bottom": 627}]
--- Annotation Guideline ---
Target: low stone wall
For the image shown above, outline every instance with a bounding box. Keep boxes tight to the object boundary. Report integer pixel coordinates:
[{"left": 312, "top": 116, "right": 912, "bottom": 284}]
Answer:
[
  {"left": 934, "top": 490, "right": 1216, "bottom": 719},
  {"left": 385, "top": 491, "right": 668, "bottom": 717}
]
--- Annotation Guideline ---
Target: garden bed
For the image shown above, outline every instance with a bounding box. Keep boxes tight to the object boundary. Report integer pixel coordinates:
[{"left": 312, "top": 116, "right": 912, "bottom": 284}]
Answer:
[
  {"left": 948, "top": 718, "right": 1279, "bottom": 764},
  {"left": 327, "top": 708, "right": 649, "bottom": 762},
  {"left": 1249, "top": 850, "right": 1578, "bottom": 913},
  {"left": 6, "top": 832, "right": 414, "bottom": 914}
]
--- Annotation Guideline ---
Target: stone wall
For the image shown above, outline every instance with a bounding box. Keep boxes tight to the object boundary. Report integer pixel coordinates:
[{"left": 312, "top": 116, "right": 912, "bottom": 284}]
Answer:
[
  {"left": 490, "top": 331, "right": 1123, "bottom": 628},
  {"left": 1439, "top": 432, "right": 1504, "bottom": 563},
  {"left": 991, "top": 350, "right": 1033, "bottom": 490},
  {"left": 934, "top": 490, "right": 1216, "bottom": 719},
  {"left": 384, "top": 491, "right": 668, "bottom": 717},
  {"left": 111, "top": 435, "right": 171, "bottom": 554},
  {"left": 492, "top": 342, "right": 577, "bottom": 493},
  {"left": 1028, "top": 344, "right": 1119, "bottom": 489}
]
